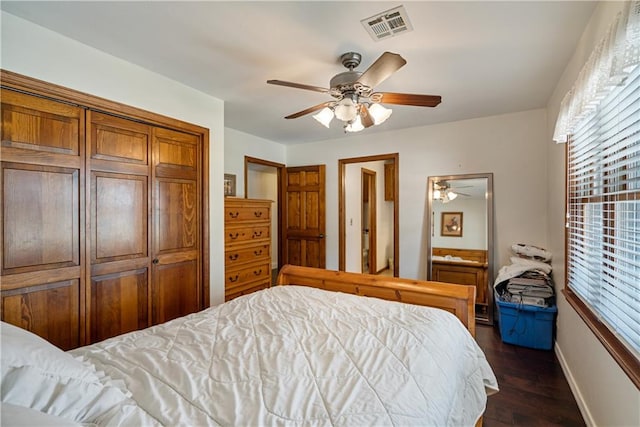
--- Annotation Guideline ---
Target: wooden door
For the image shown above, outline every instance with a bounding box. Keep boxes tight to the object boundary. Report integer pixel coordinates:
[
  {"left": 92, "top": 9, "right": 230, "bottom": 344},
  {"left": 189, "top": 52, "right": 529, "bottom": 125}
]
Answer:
[
  {"left": 87, "top": 111, "right": 151, "bottom": 343},
  {"left": 0, "top": 89, "right": 85, "bottom": 350},
  {"left": 151, "top": 127, "right": 201, "bottom": 324},
  {"left": 284, "top": 165, "right": 326, "bottom": 268}
]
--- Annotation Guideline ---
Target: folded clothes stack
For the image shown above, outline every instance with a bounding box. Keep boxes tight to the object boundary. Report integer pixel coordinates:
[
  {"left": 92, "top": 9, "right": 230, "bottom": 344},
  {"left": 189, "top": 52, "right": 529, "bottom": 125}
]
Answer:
[{"left": 494, "top": 244, "right": 555, "bottom": 308}]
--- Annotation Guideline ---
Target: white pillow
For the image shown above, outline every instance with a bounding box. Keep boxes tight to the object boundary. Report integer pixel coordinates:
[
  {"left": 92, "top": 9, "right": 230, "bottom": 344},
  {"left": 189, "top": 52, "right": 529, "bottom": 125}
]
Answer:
[
  {"left": 0, "top": 322, "right": 129, "bottom": 423},
  {"left": 1, "top": 403, "right": 80, "bottom": 427},
  {"left": 0, "top": 321, "right": 99, "bottom": 383}
]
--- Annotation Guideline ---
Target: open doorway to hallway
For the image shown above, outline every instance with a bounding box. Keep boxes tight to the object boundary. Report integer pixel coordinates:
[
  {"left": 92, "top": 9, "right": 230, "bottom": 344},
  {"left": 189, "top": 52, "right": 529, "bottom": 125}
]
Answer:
[{"left": 245, "top": 157, "right": 283, "bottom": 284}]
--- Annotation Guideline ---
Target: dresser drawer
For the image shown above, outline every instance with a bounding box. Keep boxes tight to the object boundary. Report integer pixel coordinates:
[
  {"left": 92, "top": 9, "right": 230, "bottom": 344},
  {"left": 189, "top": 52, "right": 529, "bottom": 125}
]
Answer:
[
  {"left": 225, "top": 243, "right": 270, "bottom": 267},
  {"left": 225, "top": 205, "right": 270, "bottom": 223},
  {"left": 225, "top": 262, "right": 271, "bottom": 287},
  {"left": 225, "top": 225, "right": 270, "bottom": 245},
  {"left": 225, "top": 279, "right": 270, "bottom": 302}
]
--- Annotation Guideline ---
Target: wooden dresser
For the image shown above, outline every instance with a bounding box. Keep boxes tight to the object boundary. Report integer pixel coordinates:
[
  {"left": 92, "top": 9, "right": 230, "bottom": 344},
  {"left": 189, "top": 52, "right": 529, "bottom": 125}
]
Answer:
[
  {"left": 431, "top": 247, "right": 489, "bottom": 317},
  {"left": 224, "top": 198, "right": 272, "bottom": 301}
]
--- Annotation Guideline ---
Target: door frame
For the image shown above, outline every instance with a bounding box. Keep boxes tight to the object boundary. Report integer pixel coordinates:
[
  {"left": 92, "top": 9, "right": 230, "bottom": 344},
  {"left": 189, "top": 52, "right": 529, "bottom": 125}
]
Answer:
[
  {"left": 244, "top": 156, "right": 285, "bottom": 270},
  {"left": 338, "top": 153, "right": 399, "bottom": 276}
]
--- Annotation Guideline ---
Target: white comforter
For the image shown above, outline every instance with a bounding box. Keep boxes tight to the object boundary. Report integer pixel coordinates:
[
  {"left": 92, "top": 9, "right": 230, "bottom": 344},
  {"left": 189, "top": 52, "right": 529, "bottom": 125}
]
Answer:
[{"left": 71, "top": 286, "right": 498, "bottom": 426}]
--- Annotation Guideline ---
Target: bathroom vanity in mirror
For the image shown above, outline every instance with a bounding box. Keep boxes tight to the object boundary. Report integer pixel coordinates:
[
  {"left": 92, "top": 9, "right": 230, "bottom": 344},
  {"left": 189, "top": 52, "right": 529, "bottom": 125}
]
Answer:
[{"left": 427, "top": 173, "right": 494, "bottom": 324}]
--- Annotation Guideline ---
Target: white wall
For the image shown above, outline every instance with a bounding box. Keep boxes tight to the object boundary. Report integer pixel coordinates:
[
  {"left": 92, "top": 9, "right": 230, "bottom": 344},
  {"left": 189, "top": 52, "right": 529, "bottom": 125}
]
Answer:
[
  {"left": 546, "top": 2, "right": 640, "bottom": 426},
  {"left": 287, "top": 108, "right": 548, "bottom": 280},
  {"left": 225, "top": 128, "right": 285, "bottom": 271},
  {"left": 224, "top": 127, "right": 286, "bottom": 198},
  {"left": 1, "top": 12, "right": 227, "bottom": 305}
]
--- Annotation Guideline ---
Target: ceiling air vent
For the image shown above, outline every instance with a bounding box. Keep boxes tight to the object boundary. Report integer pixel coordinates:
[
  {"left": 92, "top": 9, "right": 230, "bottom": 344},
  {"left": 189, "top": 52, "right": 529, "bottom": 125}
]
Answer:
[{"left": 361, "top": 5, "right": 413, "bottom": 42}]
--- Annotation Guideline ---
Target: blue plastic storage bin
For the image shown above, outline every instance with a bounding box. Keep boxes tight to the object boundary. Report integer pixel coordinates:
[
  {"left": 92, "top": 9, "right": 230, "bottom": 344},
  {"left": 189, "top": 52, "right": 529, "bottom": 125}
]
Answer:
[{"left": 496, "top": 298, "right": 557, "bottom": 350}]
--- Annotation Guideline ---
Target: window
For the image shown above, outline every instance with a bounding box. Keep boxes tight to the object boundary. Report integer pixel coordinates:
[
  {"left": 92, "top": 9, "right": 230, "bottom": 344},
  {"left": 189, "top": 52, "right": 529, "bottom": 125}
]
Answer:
[{"left": 565, "top": 64, "right": 640, "bottom": 387}]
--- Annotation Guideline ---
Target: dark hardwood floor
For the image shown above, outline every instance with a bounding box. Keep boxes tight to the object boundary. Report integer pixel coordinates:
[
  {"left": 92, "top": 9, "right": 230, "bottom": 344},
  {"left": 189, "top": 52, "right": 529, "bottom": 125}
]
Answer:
[{"left": 476, "top": 324, "right": 585, "bottom": 427}]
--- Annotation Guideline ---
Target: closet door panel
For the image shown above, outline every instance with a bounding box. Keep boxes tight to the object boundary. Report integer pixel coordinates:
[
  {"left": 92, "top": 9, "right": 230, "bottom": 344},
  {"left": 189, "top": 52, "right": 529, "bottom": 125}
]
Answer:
[
  {"left": 153, "top": 260, "right": 198, "bottom": 324},
  {"left": 90, "top": 111, "right": 149, "bottom": 164},
  {"left": 91, "top": 172, "right": 147, "bottom": 263},
  {"left": 90, "top": 269, "right": 148, "bottom": 343},
  {"left": 1, "top": 280, "right": 81, "bottom": 350},
  {"left": 2, "top": 163, "right": 79, "bottom": 273},
  {"left": 87, "top": 111, "right": 151, "bottom": 342},
  {"left": 152, "top": 128, "right": 201, "bottom": 323},
  {"left": 1, "top": 89, "right": 80, "bottom": 155},
  {"left": 1, "top": 88, "right": 85, "bottom": 348},
  {"left": 156, "top": 179, "right": 197, "bottom": 251}
]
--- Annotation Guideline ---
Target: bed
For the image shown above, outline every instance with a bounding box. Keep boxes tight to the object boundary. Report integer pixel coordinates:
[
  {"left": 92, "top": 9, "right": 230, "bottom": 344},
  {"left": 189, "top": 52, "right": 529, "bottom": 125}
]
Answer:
[{"left": 1, "top": 265, "right": 498, "bottom": 426}]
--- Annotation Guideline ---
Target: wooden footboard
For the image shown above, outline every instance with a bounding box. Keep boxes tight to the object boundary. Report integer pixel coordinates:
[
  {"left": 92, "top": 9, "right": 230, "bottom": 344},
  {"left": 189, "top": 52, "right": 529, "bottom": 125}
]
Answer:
[{"left": 276, "top": 265, "right": 476, "bottom": 337}]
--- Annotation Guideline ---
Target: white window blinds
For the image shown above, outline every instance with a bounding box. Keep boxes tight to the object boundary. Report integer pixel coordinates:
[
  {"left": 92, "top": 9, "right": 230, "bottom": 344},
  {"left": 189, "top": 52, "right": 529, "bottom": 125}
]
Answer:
[{"left": 566, "top": 64, "right": 640, "bottom": 358}]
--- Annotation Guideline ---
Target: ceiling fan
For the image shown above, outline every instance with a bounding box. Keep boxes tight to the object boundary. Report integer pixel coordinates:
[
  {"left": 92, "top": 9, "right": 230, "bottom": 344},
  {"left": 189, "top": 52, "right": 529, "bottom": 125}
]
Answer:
[
  {"left": 433, "top": 181, "right": 471, "bottom": 203},
  {"left": 267, "top": 51, "right": 442, "bottom": 132}
]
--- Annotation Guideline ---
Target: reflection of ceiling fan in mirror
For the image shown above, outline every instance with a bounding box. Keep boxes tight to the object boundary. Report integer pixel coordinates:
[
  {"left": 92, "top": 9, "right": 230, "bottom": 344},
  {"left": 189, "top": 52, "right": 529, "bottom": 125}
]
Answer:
[
  {"left": 267, "top": 51, "right": 441, "bottom": 133},
  {"left": 433, "top": 181, "right": 471, "bottom": 203}
]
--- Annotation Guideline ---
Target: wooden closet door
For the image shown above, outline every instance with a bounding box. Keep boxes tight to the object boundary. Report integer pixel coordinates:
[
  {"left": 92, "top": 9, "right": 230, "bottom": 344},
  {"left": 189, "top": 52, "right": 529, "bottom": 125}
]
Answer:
[
  {"left": 87, "top": 111, "right": 151, "bottom": 343},
  {"left": 0, "top": 89, "right": 85, "bottom": 350},
  {"left": 151, "top": 127, "right": 201, "bottom": 324}
]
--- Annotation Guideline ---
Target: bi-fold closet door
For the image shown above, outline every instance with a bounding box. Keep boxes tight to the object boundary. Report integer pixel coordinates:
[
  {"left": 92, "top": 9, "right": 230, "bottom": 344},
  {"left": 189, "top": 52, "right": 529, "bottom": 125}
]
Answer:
[{"left": 1, "top": 87, "right": 205, "bottom": 349}]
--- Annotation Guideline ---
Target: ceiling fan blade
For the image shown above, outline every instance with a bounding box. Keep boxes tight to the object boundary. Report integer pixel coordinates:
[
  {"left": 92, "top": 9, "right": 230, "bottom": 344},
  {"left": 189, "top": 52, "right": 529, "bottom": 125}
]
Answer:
[
  {"left": 373, "top": 92, "right": 442, "bottom": 107},
  {"left": 359, "top": 104, "right": 375, "bottom": 128},
  {"left": 357, "top": 52, "right": 406, "bottom": 89},
  {"left": 284, "top": 101, "right": 334, "bottom": 119},
  {"left": 267, "top": 80, "right": 329, "bottom": 94}
]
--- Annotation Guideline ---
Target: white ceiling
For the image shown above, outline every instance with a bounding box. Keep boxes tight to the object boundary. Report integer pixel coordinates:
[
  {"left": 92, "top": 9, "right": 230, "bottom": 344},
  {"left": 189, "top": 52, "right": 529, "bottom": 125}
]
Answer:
[{"left": 1, "top": 1, "right": 597, "bottom": 145}]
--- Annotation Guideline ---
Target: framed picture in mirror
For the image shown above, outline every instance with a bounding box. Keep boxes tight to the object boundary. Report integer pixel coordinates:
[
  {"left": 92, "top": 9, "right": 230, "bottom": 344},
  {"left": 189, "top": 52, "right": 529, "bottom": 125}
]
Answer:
[
  {"left": 441, "top": 212, "right": 463, "bottom": 237},
  {"left": 224, "top": 173, "right": 236, "bottom": 197}
]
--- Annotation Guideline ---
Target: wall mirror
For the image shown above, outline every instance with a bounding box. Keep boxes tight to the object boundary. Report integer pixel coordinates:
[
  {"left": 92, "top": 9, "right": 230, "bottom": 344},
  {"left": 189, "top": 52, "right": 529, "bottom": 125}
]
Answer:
[{"left": 427, "top": 173, "right": 494, "bottom": 324}]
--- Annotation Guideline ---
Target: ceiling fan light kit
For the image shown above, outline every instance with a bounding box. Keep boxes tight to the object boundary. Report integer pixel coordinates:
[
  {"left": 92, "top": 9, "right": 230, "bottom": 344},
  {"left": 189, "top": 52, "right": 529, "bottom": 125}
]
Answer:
[
  {"left": 312, "top": 107, "right": 334, "bottom": 128},
  {"left": 334, "top": 95, "right": 359, "bottom": 122},
  {"left": 433, "top": 181, "right": 472, "bottom": 203},
  {"left": 345, "top": 115, "right": 364, "bottom": 133},
  {"left": 267, "top": 51, "right": 441, "bottom": 133},
  {"left": 368, "top": 103, "right": 392, "bottom": 125}
]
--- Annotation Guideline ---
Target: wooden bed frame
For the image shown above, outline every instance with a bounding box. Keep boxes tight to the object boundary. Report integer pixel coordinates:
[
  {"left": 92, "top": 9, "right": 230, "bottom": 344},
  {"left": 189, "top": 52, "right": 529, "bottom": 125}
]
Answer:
[{"left": 277, "top": 264, "right": 477, "bottom": 337}]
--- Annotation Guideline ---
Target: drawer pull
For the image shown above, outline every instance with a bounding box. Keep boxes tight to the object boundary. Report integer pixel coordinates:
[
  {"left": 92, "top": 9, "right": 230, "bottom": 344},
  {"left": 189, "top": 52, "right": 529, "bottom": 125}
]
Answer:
[
  {"left": 229, "top": 211, "right": 239, "bottom": 219},
  {"left": 254, "top": 249, "right": 263, "bottom": 256},
  {"left": 254, "top": 211, "right": 263, "bottom": 218},
  {"left": 229, "top": 275, "right": 239, "bottom": 283},
  {"left": 229, "top": 232, "right": 239, "bottom": 240},
  {"left": 229, "top": 254, "right": 239, "bottom": 261},
  {"left": 252, "top": 231, "right": 263, "bottom": 238},
  {"left": 253, "top": 269, "right": 263, "bottom": 276}
]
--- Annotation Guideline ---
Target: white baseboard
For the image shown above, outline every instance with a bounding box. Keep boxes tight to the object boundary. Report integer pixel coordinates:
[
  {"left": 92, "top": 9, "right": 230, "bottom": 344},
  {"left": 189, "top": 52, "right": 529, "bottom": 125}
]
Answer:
[{"left": 554, "top": 343, "right": 595, "bottom": 427}]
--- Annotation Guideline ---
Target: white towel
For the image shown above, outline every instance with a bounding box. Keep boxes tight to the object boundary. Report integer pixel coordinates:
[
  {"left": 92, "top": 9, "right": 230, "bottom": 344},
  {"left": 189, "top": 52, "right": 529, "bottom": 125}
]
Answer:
[
  {"left": 511, "top": 243, "right": 552, "bottom": 262},
  {"left": 510, "top": 257, "right": 553, "bottom": 273}
]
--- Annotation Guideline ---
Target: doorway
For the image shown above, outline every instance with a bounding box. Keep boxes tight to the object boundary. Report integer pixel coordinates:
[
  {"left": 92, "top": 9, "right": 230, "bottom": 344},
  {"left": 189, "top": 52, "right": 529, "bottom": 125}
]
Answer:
[
  {"left": 339, "top": 153, "right": 399, "bottom": 276},
  {"left": 244, "top": 157, "right": 284, "bottom": 279},
  {"left": 245, "top": 157, "right": 327, "bottom": 274}
]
